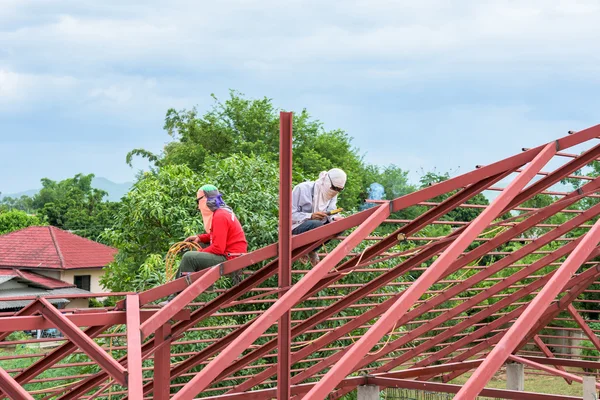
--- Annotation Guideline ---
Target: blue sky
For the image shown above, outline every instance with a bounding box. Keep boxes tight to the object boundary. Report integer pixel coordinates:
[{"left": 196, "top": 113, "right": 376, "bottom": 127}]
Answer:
[{"left": 1, "top": 0, "right": 600, "bottom": 194}]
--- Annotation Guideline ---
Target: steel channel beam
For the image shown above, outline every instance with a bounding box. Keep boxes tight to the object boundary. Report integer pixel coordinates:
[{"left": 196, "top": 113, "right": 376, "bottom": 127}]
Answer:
[
  {"left": 115, "top": 206, "right": 378, "bottom": 310},
  {"left": 126, "top": 295, "right": 143, "bottom": 399},
  {"left": 232, "top": 189, "right": 600, "bottom": 392},
  {"left": 134, "top": 242, "right": 326, "bottom": 398},
  {"left": 317, "top": 251, "right": 566, "bottom": 394},
  {"left": 0, "top": 300, "right": 43, "bottom": 341},
  {"left": 222, "top": 172, "right": 537, "bottom": 391},
  {"left": 304, "top": 142, "right": 558, "bottom": 400},
  {"left": 0, "top": 366, "right": 33, "bottom": 400},
  {"left": 156, "top": 169, "right": 541, "bottom": 394},
  {"left": 532, "top": 335, "right": 571, "bottom": 384},
  {"left": 278, "top": 111, "right": 293, "bottom": 400},
  {"left": 440, "top": 262, "right": 600, "bottom": 383},
  {"left": 352, "top": 248, "right": 600, "bottom": 391},
  {"left": 456, "top": 215, "right": 600, "bottom": 399},
  {"left": 153, "top": 324, "right": 172, "bottom": 400},
  {"left": 366, "top": 377, "right": 580, "bottom": 400},
  {"left": 360, "top": 201, "right": 600, "bottom": 374},
  {"left": 285, "top": 220, "right": 587, "bottom": 388},
  {"left": 140, "top": 266, "right": 220, "bottom": 338},
  {"left": 523, "top": 356, "right": 600, "bottom": 370},
  {"left": 508, "top": 354, "right": 600, "bottom": 388},
  {"left": 170, "top": 203, "right": 391, "bottom": 400},
  {"left": 501, "top": 141, "right": 600, "bottom": 210},
  {"left": 567, "top": 304, "right": 600, "bottom": 351},
  {"left": 38, "top": 298, "right": 127, "bottom": 386}
]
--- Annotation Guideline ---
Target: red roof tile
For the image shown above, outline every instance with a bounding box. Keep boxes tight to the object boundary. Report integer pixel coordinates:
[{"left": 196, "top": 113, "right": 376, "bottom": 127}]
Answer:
[
  {"left": 0, "top": 268, "right": 75, "bottom": 289},
  {"left": 0, "top": 226, "right": 117, "bottom": 270}
]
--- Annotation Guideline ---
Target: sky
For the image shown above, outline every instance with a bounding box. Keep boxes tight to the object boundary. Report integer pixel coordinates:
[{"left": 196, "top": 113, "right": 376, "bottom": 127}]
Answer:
[{"left": 2, "top": 0, "right": 600, "bottom": 194}]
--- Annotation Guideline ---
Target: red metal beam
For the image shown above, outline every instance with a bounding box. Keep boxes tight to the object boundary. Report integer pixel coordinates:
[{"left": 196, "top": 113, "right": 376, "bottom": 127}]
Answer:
[
  {"left": 232, "top": 188, "right": 600, "bottom": 392},
  {"left": 38, "top": 298, "right": 128, "bottom": 387},
  {"left": 533, "top": 335, "right": 572, "bottom": 384},
  {"left": 0, "top": 300, "right": 42, "bottom": 341},
  {"left": 316, "top": 252, "right": 563, "bottom": 393},
  {"left": 567, "top": 304, "right": 600, "bottom": 351},
  {"left": 440, "top": 261, "right": 600, "bottom": 383},
  {"left": 523, "top": 356, "right": 600, "bottom": 370},
  {"left": 153, "top": 324, "right": 172, "bottom": 400},
  {"left": 305, "top": 142, "right": 557, "bottom": 399},
  {"left": 508, "top": 354, "right": 600, "bottom": 388},
  {"left": 140, "top": 266, "right": 220, "bottom": 338},
  {"left": 366, "top": 377, "right": 580, "bottom": 400},
  {"left": 0, "top": 366, "right": 33, "bottom": 400},
  {"left": 81, "top": 242, "right": 327, "bottom": 400},
  {"left": 126, "top": 295, "right": 143, "bottom": 399},
  {"left": 171, "top": 202, "right": 391, "bottom": 400},
  {"left": 278, "top": 111, "right": 293, "bottom": 400},
  {"left": 456, "top": 215, "right": 600, "bottom": 399}
]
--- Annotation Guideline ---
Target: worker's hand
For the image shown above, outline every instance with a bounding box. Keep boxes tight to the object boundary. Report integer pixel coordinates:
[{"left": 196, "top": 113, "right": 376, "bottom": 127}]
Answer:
[
  {"left": 184, "top": 235, "right": 200, "bottom": 243},
  {"left": 311, "top": 212, "right": 327, "bottom": 220},
  {"left": 331, "top": 214, "right": 344, "bottom": 221}
]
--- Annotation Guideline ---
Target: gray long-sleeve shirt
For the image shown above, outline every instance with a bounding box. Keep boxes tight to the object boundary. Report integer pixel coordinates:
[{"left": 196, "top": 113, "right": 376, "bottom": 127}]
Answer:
[{"left": 291, "top": 181, "right": 338, "bottom": 230}]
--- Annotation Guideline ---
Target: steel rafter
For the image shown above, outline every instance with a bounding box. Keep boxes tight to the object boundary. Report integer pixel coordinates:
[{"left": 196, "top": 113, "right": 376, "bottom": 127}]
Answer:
[{"left": 4, "top": 121, "right": 600, "bottom": 400}]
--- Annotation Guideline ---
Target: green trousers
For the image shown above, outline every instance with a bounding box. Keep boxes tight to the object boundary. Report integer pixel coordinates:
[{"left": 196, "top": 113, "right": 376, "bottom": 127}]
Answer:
[{"left": 178, "top": 245, "right": 227, "bottom": 275}]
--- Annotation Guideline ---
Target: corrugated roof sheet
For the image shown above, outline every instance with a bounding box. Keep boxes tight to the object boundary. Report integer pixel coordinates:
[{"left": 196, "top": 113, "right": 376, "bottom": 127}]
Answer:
[
  {"left": 0, "top": 287, "right": 93, "bottom": 309},
  {"left": 0, "top": 268, "right": 75, "bottom": 289},
  {"left": 0, "top": 276, "right": 15, "bottom": 285},
  {"left": 0, "top": 226, "right": 117, "bottom": 270}
]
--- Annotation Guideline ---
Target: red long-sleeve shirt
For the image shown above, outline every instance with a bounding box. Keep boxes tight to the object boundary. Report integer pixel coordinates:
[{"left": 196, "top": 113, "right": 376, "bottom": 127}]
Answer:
[{"left": 197, "top": 209, "right": 247, "bottom": 259}]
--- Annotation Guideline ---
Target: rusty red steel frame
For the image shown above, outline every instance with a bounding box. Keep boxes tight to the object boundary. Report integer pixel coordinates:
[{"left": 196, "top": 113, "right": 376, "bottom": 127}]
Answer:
[{"left": 2, "top": 122, "right": 600, "bottom": 400}]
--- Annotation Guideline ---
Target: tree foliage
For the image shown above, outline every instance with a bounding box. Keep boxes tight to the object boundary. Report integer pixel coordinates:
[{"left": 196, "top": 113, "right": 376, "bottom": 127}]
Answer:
[
  {"left": 127, "top": 90, "right": 368, "bottom": 210},
  {"left": 0, "top": 210, "right": 45, "bottom": 235}
]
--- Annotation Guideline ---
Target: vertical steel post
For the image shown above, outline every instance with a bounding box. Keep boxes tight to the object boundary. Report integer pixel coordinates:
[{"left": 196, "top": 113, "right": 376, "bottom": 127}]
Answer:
[
  {"left": 154, "top": 323, "right": 172, "bottom": 400},
  {"left": 126, "top": 295, "right": 143, "bottom": 400},
  {"left": 278, "top": 111, "right": 293, "bottom": 400}
]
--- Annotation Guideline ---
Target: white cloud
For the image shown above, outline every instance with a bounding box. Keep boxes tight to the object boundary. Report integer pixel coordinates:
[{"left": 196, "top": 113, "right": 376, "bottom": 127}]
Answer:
[
  {"left": 2, "top": 0, "right": 600, "bottom": 193},
  {"left": 0, "top": 69, "right": 77, "bottom": 109}
]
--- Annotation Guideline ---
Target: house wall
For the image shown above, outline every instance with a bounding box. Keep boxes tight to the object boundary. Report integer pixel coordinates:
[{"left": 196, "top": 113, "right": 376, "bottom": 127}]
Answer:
[
  {"left": 0, "top": 280, "right": 28, "bottom": 290},
  {"left": 36, "top": 270, "right": 62, "bottom": 280},
  {"left": 60, "top": 268, "right": 106, "bottom": 293},
  {"left": 65, "top": 298, "right": 89, "bottom": 309}
]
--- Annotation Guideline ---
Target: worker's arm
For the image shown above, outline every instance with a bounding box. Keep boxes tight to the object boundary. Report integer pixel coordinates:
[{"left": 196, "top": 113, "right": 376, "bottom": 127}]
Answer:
[
  {"left": 292, "top": 184, "right": 313, "bottom": 225},
  {"left": 197, "top": 234, "right": 210, "bottom": 243},
  {"left": 201, "top": 212, "right": 228, "bottom": 255}
]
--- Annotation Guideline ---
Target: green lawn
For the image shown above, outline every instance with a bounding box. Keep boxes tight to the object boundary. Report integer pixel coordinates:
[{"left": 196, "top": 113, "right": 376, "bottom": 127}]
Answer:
[{"left": 449, "top": 372, "right": 587, "bottom": 397}]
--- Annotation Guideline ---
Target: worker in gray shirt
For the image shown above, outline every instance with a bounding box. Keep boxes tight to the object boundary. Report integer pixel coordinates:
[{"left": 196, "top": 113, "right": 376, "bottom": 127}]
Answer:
[{"left": 292, "top": 168, "right": 347, "bottom": 266}]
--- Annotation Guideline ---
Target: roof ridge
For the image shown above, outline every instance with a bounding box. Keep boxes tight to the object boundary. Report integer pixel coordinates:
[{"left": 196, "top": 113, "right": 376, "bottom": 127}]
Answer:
[
  {"left": 48, "top": 226, "right": 66, "bottom": 269},
  {"left": 57, "top": 226, "right": 116, "bottom": 251}
]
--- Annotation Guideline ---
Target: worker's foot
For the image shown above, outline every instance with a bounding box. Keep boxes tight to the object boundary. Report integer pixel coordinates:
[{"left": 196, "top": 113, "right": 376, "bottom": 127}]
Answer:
[
  {"left": 229, "top": 270, "right": 243, "bottom": 285},
  {"left": 308, "top": 251, "right": 320, "bottom": 267}
]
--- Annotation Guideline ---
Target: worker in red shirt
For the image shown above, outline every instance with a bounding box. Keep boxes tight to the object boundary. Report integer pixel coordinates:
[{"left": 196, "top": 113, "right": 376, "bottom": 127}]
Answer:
[
  {"left": 160, "top": 184, "right": 247, "bottom": 306},
  {"left": 179, "top": 184, "right": 248, "bottom": 274}
]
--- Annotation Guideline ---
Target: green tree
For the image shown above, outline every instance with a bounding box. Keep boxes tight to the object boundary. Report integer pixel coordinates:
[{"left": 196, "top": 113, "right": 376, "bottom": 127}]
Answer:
[
  {"left": 127, "top": 90, "right": 368, "bottom": 210},
  {"left": 0, "top": 210, "right": 45, "bottom": 235},
  {"left": 30, "top": 174, "right": 118, "bottom": 242},
  {"left": 0, "top": 195, "right": 35, "bottom": 213},
  {"left": 101, "top": 155, "right": 280, "bottom": 292}
]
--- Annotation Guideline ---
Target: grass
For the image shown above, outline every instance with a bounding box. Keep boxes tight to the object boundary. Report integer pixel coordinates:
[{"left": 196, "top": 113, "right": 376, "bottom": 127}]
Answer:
[{"left": 449, "top": 371, "right": 586, "bottom": 397}]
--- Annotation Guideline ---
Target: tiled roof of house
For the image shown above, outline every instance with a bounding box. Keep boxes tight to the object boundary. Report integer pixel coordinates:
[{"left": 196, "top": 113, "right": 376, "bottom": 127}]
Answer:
[
  {"left": 0, "top": 226, "right": 117, "bottom": 270},
  {"left": 0, "top": 268, "right": 75, "bottom": 289}
]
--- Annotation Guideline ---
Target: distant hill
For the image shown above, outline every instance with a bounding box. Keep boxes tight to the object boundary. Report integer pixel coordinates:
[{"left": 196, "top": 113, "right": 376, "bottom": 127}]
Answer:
[{"left": 1, "top": 177, "right": 133, "bottom": 202}]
